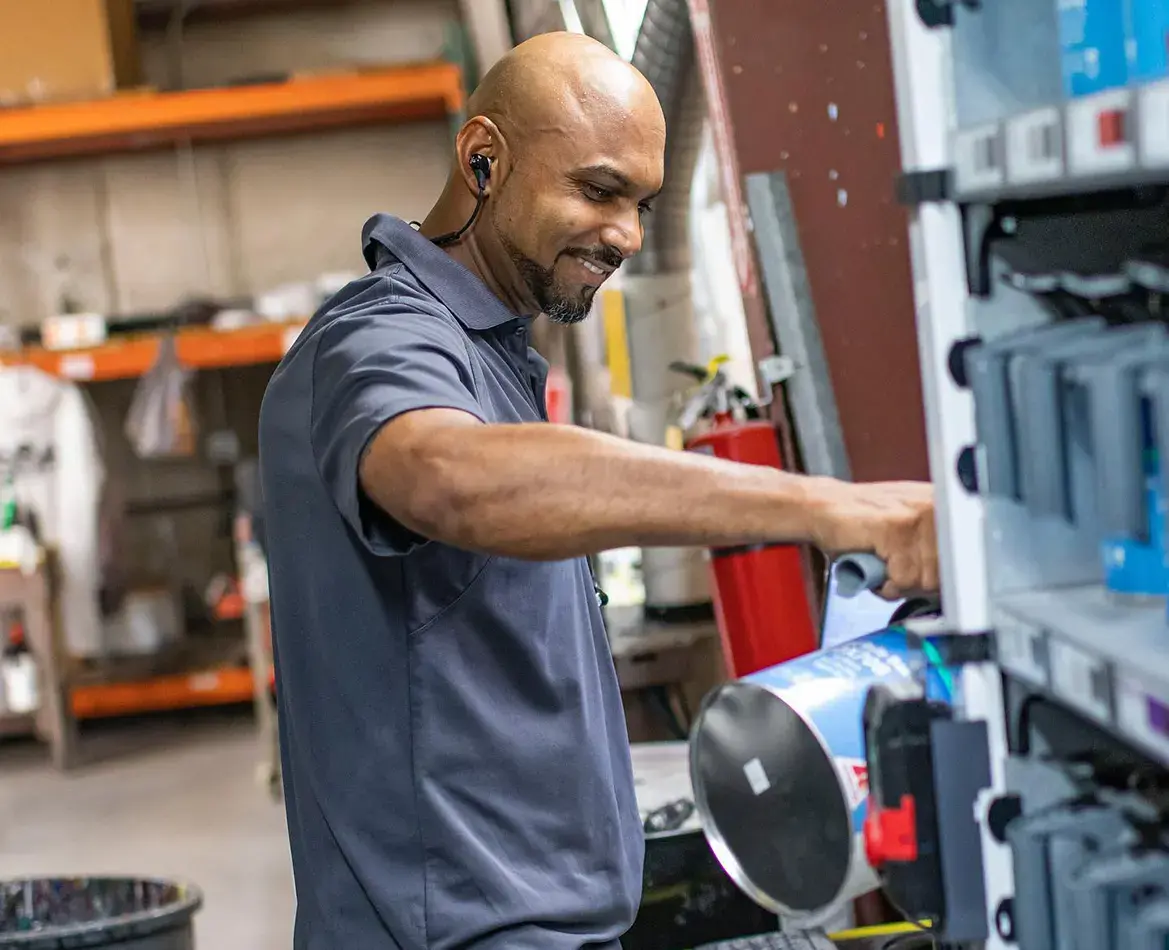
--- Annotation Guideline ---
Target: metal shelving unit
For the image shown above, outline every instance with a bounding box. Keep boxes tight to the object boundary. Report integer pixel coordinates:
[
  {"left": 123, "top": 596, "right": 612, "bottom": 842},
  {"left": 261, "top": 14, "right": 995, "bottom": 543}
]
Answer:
[
  {"left": 886, "top": 0, "right": 1169, "bottom": 946},
  {"left": 885, "top": 5, "right": 1015, "bottom": 945}
]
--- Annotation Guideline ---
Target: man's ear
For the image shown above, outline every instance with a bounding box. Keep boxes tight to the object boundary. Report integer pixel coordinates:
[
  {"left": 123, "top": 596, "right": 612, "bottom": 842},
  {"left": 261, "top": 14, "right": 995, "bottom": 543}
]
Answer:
[{"left": 455, "top": 116, "right": 507, "bottom": 195}]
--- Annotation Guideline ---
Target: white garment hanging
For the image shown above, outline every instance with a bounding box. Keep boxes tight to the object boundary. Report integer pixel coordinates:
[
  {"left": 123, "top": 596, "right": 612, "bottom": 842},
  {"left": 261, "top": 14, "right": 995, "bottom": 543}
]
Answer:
[{"left": 0, "top": 366, "right": 105, "bottom": 657}]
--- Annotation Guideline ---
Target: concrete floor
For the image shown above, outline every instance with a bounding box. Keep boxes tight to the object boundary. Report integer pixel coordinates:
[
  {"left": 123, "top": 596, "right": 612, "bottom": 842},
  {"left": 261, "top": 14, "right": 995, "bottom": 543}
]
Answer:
[{"left": 0, "top": 709, "right": 295, "bottom": 949}]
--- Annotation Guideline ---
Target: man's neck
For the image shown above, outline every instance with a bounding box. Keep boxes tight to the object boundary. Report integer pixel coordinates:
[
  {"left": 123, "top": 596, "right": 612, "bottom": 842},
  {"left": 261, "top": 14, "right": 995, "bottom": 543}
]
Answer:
[{"left": 419, "top": 198, "right": 539, "bottom": 319}]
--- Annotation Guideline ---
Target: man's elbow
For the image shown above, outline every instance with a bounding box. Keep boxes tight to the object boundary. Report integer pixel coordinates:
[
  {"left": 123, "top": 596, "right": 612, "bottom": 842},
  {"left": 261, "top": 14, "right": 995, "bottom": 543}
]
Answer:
[
  {"left": 364, "top": 433, "right": 485, "bottom": 548},
  {"left": 398, "top": 476, "right": 480, "bottom": 547}
]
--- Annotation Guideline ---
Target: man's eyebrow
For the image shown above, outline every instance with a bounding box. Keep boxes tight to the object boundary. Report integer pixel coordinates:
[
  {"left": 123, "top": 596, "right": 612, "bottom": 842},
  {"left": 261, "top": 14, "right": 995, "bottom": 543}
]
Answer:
[{"left": 573, "top": 164, "right": 660, "bottom": 200}]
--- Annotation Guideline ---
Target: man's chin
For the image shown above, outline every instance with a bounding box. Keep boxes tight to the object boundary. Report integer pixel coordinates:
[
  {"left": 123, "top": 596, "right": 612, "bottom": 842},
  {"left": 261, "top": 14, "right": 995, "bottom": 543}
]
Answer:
[
  {"left": 546, "top": 307, "right": 591, "bottom": 326},
  {"left": 542, "top": 286, "right": 595, "bottom": 325}
]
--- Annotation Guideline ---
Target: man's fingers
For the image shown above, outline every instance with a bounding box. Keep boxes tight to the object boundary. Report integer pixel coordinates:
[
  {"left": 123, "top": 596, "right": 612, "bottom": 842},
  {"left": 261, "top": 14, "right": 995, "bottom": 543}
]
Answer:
[
  {"left": 921, "top": 551, "right": 940, "bottom": 595},
  {"left": 884, "top": 548, "right": 915, "bottom": 594}
]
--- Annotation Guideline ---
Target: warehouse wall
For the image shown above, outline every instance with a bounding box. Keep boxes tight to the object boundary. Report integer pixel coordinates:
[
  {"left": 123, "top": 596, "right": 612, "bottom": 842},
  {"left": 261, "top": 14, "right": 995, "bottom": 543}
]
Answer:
[{"left": 0, "top": 0, "right": 459, "bottom": 326}]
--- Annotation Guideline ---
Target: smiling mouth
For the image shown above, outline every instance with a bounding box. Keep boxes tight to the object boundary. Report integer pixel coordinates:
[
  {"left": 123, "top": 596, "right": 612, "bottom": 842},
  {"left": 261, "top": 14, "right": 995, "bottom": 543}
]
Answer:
[{"left": 576, "top": 256, "right": 615, "bottom": 277}]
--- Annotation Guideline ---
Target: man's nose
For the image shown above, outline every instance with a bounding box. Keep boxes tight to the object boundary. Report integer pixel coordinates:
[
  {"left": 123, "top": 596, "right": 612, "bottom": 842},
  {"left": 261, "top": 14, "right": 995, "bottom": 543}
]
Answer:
[{"left": 601, "top": 206, "right": 644, "bottom": 259}]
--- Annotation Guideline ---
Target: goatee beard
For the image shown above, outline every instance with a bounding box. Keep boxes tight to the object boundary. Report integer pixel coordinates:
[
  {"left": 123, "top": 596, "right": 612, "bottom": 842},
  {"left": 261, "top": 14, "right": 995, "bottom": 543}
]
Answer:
[{"left": 498, "top": 230, "right": 595, "bottom": 325}]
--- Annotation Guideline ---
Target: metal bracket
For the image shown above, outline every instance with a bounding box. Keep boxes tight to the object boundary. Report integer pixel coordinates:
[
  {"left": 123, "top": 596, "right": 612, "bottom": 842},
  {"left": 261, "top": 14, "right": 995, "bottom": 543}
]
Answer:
[
  {"left": 962, "top": 202, "right": 998, "bottom": 297},
  {"left": 916, "top": 0, "right": 979, "bottom": 28},
  {"left": 906, "top": 627, "right": 997, "bottom": 666},
  {"left": 758, "top": 354, "right": 797, "bottom": 387},
  {"left": 896, "top": 168, "right": 953, "bottom": 206}
]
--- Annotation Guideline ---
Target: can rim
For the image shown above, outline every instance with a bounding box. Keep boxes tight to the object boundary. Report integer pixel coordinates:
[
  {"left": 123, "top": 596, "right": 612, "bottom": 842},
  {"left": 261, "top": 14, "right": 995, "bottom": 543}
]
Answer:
[{"left": 688, "top": 680, "right": 857, "bottom": 919}]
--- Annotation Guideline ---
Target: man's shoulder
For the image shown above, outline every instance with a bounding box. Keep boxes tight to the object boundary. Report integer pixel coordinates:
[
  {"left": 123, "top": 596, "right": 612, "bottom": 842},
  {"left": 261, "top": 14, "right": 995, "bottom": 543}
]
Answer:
[
  {"left": 321, "top": 266, "right": 450, "bottom": 319},
  {"left": 307, "top": 266, "right": 465, "bottom": 341},
  {"left": 266, "top": 270, "right": 466, "bottom": 384}
]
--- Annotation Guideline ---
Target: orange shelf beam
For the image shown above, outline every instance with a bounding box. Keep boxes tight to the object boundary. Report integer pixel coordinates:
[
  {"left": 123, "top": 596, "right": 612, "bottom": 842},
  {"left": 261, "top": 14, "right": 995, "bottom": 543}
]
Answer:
[
  {"left": 0, "top": 63, "right": 464, "bottom": 165},
  {"left": 0, "top": 320, "right": 307, "bottom": 382},
  {"left": 71, "top": 667, "right": 256, "bottom": 720}
]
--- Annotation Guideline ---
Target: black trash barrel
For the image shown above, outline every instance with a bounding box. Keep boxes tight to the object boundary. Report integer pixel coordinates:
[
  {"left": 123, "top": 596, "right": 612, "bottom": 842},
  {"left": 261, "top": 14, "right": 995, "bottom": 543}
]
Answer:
[{"left": 0, "top": 877, "right": 202, "bottom": 949}]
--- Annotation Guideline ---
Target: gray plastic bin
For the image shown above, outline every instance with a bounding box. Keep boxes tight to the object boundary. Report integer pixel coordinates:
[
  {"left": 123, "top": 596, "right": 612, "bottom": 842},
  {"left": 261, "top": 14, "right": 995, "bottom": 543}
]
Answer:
[{"left": 0, "top": 877, "right": 202, "bottom": 949}]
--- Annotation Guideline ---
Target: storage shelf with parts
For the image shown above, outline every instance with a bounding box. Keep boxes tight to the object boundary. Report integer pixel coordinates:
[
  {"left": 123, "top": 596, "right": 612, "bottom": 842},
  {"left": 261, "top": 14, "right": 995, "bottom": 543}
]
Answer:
[
  {"left": 936, "top": 0, "right": 1169, "bottom": 204},
  {"left": 885, "top": 0, "right": 1169, "bottom": 946},
  {"left": 0, "top": 321, "right": 308, "bottom": 751},
  {"left": 995, "top": 586, "right": 1169, "bottom": 763},
  {"left": 955, "top": 209, "right": 1169, "bottom": 772}
]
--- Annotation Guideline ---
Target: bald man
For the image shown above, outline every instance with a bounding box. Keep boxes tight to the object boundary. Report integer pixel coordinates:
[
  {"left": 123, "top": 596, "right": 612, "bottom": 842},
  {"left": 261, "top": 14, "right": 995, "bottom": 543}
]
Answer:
[{"left": 259, "top": 32, "right": 937, "bottom": 950}]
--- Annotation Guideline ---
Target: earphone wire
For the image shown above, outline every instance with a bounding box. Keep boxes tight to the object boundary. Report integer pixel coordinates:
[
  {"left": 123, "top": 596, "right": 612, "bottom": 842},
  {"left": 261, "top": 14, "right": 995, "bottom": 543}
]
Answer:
[{"left": 432, "top": 171, "right": 488, "bottom": 248}]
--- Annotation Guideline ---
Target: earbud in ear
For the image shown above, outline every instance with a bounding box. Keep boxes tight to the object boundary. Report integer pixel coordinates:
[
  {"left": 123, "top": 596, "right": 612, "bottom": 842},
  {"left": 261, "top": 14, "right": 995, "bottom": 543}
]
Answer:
[{"left": 469, "top": 153, "right": 491, "bottom": 190}]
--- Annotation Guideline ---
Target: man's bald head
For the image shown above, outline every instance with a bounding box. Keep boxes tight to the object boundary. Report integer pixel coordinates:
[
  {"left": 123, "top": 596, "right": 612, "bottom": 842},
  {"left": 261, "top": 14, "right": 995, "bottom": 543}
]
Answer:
[
  {"left": 467, "top": 32, "right": 664, "bottom": 153},
  {"left": 424, "top": 32, "right": 666, "bottom": 323}
]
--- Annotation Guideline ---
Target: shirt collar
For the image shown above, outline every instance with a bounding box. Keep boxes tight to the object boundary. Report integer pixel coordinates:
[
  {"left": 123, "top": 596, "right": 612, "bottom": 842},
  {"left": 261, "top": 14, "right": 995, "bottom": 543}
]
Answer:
[{"left": 361, "top": 213, "right": 524, "bottom": 332}]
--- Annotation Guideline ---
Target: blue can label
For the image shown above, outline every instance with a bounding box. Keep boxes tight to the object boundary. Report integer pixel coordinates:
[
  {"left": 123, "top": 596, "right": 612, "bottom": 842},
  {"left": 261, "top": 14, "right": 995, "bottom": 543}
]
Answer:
[{"left": 745, "top": 630, "right": 948, "bottom": 828}]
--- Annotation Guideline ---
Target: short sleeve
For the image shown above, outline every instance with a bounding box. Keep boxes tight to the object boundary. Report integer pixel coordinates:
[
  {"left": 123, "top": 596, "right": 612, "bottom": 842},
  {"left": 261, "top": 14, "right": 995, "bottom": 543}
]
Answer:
[{"left": 310, "top": 303, "right": 485, "bottom": 556}]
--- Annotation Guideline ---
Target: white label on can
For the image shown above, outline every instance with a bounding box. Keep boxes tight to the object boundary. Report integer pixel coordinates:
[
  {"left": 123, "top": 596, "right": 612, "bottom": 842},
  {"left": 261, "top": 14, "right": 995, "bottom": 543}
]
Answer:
[{"left": 743, "top": 757, "right": 771, "bottom": 796}]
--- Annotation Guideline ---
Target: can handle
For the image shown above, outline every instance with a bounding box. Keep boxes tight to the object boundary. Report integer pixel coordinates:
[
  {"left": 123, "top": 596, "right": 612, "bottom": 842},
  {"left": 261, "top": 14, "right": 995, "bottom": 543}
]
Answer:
[{"left": 835, "top": 553, "right": 888, "bottom": 598}]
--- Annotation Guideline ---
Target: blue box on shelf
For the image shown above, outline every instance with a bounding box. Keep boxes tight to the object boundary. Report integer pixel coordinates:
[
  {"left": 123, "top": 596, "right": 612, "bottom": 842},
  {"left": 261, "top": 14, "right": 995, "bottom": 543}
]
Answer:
[
  {"left": 1073, "top": 335, "right": 1169, "bottom": 600},
  {"left": 1127, "top": 0, "right": 1169, "bottom": 84},
  {"left": 1058, "top": 0, "right": 1131, "bottom": 96},
  {"left": 1101, "top": 430, "right": 1168, "bottom": 599}
]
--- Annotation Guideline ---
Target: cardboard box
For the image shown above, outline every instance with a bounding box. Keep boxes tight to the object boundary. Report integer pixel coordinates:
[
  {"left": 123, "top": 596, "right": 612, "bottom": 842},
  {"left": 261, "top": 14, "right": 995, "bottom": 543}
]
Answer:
[{"left": 0, "top": 0, "right": 140, "bottom": 107}]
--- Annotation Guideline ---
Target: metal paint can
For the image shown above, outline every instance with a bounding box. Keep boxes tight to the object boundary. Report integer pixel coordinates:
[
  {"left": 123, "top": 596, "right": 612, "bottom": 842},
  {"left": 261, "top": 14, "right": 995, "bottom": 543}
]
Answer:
[
  {"left": 627, "top": 743, "right": 778, "bottom": 950},
  {"left": 689, "top": 629, "right": 950, "bottom": 924}
]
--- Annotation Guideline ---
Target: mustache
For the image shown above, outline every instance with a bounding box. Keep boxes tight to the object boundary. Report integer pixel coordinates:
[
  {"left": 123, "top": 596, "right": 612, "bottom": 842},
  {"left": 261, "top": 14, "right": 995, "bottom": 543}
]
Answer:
[{"left": 563, "top": 245, "right": 624, "bottom": 270}]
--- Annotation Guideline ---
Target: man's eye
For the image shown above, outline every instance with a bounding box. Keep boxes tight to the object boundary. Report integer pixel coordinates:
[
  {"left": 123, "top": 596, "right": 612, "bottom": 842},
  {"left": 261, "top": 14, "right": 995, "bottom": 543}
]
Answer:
[{"left": 583, "top": 184, "right": 613, "bottom": 202}]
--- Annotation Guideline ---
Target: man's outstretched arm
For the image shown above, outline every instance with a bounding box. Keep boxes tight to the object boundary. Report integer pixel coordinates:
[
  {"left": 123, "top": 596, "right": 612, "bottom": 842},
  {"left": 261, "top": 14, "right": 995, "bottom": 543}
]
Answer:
[{"left": 360, "top": 407, "right": 937, "bottom": 597}]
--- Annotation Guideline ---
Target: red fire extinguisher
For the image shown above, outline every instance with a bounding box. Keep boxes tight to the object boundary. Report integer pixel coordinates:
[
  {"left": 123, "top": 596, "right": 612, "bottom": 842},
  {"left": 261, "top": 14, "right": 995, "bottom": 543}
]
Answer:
[{"left": 674, "top": 359, "right": 818, "bottom": 677}]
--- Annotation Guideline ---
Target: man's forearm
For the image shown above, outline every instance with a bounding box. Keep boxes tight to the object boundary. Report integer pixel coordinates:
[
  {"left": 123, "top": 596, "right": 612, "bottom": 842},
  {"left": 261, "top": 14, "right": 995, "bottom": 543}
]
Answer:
[{"left": 378, "top": 417, "right": 828, "bottom": 560}]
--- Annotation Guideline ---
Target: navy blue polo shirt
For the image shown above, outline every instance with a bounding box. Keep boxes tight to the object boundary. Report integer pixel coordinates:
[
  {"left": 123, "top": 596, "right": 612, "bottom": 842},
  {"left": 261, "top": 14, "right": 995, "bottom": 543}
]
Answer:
[{"left": 258, "top": 214, "right": 642, "bottom": 950}]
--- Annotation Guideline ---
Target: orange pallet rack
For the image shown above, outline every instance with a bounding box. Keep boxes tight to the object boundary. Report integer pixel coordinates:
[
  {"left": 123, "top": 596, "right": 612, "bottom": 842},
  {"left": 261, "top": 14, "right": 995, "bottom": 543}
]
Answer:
[
  {"left": 0, "top": 320, "right": 308, "bottom": 382},
  {"left": 0, "top": 63, "right": 465, "bottom": 165}
]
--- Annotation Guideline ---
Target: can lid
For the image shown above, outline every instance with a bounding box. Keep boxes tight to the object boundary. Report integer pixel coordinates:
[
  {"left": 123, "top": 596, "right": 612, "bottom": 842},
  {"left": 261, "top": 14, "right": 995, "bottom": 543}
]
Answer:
[{"left": 690, "top": 682, "right": 853, "bottom": 914}]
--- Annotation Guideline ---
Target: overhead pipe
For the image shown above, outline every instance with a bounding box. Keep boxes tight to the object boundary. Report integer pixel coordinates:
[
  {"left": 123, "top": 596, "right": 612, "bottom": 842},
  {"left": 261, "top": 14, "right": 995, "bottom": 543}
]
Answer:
[{"left": 621, "top": 0, "right": 714, "bottom": 618}]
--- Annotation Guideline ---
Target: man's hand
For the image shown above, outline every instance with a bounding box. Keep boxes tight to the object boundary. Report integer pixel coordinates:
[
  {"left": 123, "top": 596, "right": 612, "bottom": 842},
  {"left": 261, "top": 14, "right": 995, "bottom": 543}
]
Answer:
[{"left": 804, "top": 479, "right": 938, "bottom": 599}]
